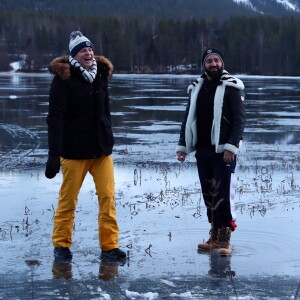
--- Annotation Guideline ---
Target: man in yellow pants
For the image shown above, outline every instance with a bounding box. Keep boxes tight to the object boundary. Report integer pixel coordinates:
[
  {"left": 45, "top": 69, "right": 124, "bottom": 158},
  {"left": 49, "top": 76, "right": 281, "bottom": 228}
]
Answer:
[{"left": 45, "top": 31, "right": 126, "bottom": 261}]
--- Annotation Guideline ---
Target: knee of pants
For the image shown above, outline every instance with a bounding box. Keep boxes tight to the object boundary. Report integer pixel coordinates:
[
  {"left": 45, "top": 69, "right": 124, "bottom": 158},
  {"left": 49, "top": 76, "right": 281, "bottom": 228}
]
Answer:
[{"left": 99, "top": 198, "right": 117, "bottom": 217}]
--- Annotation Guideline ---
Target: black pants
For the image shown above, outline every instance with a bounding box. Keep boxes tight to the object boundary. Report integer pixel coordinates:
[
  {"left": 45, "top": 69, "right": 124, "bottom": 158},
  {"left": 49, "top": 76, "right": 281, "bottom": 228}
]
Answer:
[{"left": 195, "top": 147, "right": 236, "bottom": 228}]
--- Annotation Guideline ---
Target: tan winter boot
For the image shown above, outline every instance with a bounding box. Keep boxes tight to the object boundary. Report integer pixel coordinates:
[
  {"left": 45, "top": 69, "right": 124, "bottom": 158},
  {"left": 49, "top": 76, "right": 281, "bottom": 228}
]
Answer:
[
  {"left": 218, "top": 227, "right": 232, "bottom": 255},
  {"left": 198, "top": 226, "right": 219, "bottom": 250}
]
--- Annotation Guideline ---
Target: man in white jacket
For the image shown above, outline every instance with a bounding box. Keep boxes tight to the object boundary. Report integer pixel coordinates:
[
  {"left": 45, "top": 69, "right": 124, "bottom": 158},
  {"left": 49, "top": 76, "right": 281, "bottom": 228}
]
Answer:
[{"left": 176, "top": 48, "right": 246, "bottom": 255}]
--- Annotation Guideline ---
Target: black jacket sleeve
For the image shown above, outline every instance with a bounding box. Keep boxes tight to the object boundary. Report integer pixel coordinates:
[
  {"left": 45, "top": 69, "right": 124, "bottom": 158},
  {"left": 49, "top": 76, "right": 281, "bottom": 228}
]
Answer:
[
  {"left": 222, "top": 87, "right": 246, "bottom": 148},
  {"left": 178, "top": 93, "right": 191, "bottom": 147}
]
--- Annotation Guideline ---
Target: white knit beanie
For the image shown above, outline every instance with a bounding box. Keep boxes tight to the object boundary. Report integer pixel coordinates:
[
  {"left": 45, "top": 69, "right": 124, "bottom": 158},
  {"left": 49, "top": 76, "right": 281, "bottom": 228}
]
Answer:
[{"left": 69, "top": 31, "right": 94, "bottom": 57}]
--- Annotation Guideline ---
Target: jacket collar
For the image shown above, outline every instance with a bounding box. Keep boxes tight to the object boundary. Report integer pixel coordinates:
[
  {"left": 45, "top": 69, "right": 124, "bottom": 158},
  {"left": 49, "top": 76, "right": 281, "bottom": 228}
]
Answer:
[
  {"left": 200, "top": 70, "right": 244, "bottom": 90},
  {"left": 48, "top": 55, "right": 113, "bottom": 79}
]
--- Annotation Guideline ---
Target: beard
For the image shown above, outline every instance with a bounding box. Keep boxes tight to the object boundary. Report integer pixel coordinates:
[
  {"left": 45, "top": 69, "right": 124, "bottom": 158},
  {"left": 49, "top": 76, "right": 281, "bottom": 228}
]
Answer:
[{"left": 205, "top": 66, "right": 223, "bottom": 81}]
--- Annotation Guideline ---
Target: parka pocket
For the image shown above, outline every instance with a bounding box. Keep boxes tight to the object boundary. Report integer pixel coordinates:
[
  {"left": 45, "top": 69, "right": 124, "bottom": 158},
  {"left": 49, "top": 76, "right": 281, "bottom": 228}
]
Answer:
[
  {"left": 220, "top": 116, "right": 231, "bottom": 143},
  {"left": 221, "top": 116, "right": 231, "bottom": 131}
]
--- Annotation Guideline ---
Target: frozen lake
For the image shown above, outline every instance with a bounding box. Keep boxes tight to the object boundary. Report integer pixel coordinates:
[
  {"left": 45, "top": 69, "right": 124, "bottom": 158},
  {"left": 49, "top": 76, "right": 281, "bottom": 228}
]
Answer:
[{"left": 0, "top": 72, "right": 300, "bottom": 299}]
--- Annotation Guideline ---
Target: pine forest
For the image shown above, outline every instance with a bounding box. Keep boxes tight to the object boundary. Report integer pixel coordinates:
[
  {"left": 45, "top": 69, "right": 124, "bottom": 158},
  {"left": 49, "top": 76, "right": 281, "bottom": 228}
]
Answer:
[{"left": 0, "top": 9, "right": 300, "bottom": 75}]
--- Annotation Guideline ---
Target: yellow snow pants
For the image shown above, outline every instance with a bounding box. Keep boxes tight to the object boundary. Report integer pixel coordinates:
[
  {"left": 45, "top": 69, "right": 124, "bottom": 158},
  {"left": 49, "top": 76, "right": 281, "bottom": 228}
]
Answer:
[{"left": 52, "top": 155, "right": 119, "bottom": 251}]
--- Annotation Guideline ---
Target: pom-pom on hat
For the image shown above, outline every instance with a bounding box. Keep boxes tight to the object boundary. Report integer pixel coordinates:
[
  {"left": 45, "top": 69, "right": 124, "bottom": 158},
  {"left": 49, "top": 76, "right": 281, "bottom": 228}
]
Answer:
[
  {"left": 201, "top": 48, "right": 224, "bottom": 66},
  {"left": 69, "top": 31, "right": 94, "bottom": 57}
]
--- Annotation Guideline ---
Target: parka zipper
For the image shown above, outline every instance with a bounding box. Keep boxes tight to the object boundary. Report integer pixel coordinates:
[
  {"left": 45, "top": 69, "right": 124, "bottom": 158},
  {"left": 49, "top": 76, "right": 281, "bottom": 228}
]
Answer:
[{"left": 223, "top": 116, "right": 230, "bottom": 124}]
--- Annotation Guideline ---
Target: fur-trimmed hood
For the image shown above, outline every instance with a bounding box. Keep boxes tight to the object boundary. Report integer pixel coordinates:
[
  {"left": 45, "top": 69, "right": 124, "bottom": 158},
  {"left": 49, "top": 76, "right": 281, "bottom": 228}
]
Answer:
[{"left": 48, "top": 55, "right": 113, "bottom": 80}]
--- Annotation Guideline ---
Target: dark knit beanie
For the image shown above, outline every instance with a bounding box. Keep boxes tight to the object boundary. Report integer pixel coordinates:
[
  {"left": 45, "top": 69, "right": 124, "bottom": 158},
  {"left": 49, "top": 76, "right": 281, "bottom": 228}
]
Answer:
[
  {"left": 201, "top": 48, "right": 224, "bottom": 66},
  {"left": 69, "top": 31, "right": 94, "bottom": 57}
]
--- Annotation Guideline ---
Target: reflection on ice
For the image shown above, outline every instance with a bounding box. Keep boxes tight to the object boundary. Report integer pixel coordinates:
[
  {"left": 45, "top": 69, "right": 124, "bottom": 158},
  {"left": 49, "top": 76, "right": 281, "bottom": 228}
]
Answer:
[
  {"left": 263, "top": 111, "right": 300, "bottom": 117},
  {"left": 135, "top": 88, "right": 180, "bottom": 92},
  {"left": 119, "top": 96, "right": 184, "bottom": 99},
  {"left": 254, "top": 117, "right": 299, "bottom": 127},
  {"left": 134, "top": 123, "right": 179, "bottom": 131},
  {"left": 275, "top": 132, "right": 296, "bottom": 144},
  {"left": 126, "top": 105, "right": 185, "bottom": 111}
]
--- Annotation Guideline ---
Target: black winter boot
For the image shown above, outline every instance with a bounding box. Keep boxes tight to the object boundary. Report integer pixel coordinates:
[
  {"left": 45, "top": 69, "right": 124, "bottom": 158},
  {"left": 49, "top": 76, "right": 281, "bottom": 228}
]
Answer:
[
  {"left": 101, "top": 248, "right": 126, "bottom": 260},
  {"left": 54, "top": 247, "right": 73, "bottom": 261}
]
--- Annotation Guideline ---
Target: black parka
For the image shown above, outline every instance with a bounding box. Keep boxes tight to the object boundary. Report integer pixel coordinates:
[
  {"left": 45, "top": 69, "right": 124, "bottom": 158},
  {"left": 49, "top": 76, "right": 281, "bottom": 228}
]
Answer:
[{"left": 47, "top": 55, "right": 114, "bottom": 159}]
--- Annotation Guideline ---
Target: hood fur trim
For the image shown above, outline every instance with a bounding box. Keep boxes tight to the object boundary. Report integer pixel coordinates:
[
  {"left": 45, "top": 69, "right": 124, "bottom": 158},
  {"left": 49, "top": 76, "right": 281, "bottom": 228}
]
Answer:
[{"left": 49, "top": 55, "right": 113, "bottom": 79}]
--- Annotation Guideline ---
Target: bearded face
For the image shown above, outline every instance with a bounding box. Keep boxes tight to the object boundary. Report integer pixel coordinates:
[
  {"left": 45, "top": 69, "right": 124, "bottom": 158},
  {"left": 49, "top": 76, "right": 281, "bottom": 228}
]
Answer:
[
  {"left": 205, "top": 65, "right": 223, "bottom": 80},
  {"left": 203, "top": 54, "right": 224, "bottom": 80}
]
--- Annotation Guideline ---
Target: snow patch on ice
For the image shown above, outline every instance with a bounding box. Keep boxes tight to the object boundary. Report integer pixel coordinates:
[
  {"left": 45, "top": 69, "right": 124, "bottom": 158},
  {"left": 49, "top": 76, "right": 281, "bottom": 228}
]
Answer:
[
  {"left": 170, "top": 291, "right": 192, "bottom": 297},
  {"left": 126, "top": 290, "right": 159, "bottom": 299},
  {"left": 160, "top": 279, "right": 177, "bottom": 287}
]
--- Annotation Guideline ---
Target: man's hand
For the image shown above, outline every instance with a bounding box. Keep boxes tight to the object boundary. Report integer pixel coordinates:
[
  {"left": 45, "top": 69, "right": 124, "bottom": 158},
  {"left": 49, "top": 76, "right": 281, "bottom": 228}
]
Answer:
[
  {"left": 45, "top": 155, "right": 60, "bottom": 179},
  {"left": 177, "top": 151, "right": 186, "bottom": 162},
  {"left": 223, "top": 150, "right": 235, "bottom": 164}
]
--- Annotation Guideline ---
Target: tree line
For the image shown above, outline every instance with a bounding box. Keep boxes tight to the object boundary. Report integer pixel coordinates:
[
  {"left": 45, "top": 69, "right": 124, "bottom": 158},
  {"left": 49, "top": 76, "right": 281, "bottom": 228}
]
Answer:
[
  {"left": 0, "top": 0, "right": 259, "bottom": 19},
  {"left": 0, "top": 11, "right": 300, "bottom": 75}
]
